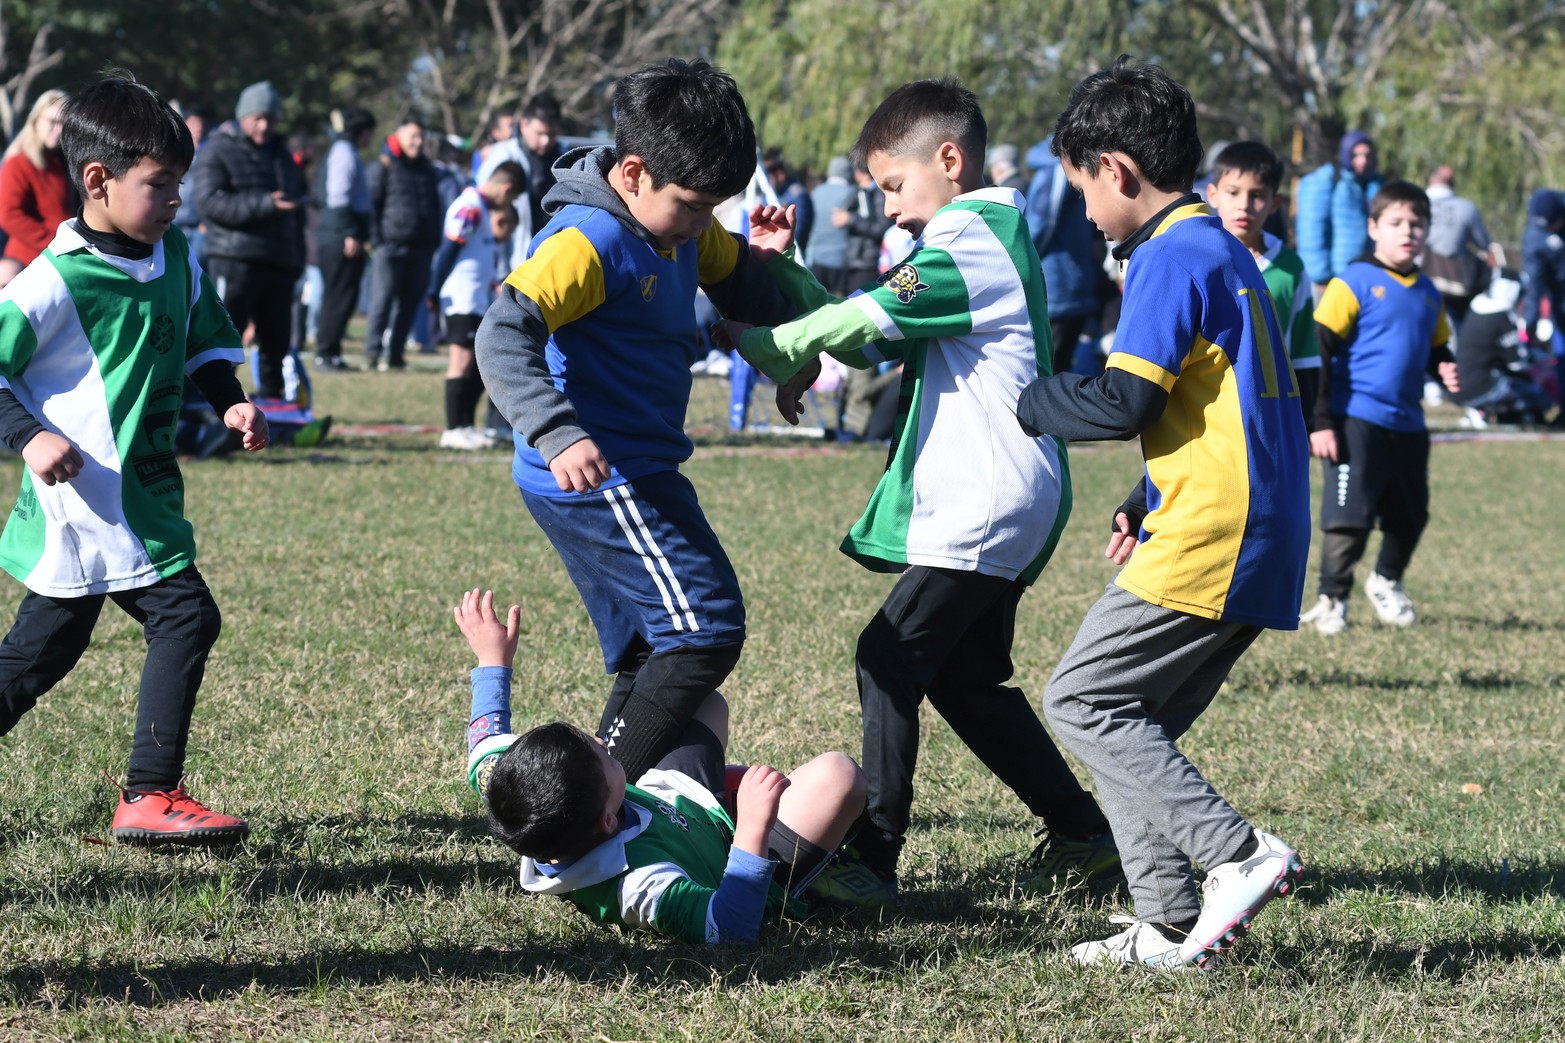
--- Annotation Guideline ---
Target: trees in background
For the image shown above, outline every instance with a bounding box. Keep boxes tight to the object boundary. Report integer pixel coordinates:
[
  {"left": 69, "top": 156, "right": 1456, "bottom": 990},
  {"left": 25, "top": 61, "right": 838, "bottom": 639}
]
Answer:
[
  {"left": 719, "top": 0, "right": 1565, "bottom": 237},
  {"left": 0, "top": 0, "right": 1558, "bottom": 237}
]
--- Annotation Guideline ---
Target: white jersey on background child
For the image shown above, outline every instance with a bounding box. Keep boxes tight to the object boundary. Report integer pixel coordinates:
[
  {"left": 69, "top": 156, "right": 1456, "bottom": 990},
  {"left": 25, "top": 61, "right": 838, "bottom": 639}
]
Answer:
[{"left": 437, "top": 186, "right": 499, "bottom": 317}]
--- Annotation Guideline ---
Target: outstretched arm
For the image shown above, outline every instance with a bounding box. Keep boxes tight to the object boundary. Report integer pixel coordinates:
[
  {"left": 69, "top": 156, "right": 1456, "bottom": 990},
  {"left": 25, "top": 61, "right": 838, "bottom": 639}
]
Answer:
[{"left": 455, "top": 588, "right": 521, "bottom": 799}]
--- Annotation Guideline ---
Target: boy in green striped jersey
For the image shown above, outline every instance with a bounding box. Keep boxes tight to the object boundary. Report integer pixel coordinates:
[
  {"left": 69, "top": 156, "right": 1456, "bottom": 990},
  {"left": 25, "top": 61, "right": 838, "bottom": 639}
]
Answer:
[
  {"left": 717, "top": 79, "right": 1115, "bottom": 908},
  {"left": 1204, "top": 141, "right": 1320, "bottom": 420},
  {"left": 0, "top": 76, "right": 267, "bottom": 846}
]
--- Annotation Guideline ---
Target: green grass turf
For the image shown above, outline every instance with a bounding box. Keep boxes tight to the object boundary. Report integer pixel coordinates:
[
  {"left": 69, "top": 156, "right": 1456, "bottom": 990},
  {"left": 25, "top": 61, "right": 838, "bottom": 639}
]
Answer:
[{"left": 1, "top": 363, "right": 1562, "bottom": 1041}]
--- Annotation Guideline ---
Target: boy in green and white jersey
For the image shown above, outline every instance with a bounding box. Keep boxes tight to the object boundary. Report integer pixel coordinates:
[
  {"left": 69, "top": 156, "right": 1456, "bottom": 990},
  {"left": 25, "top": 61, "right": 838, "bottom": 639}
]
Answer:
[
  {"left": 0, "top": 76, "right": 268, "bottom": 846},
  {"left": 717, "top": 79, "right": 1115, "bottom": 908},
  {"left": 456, "top": 588, "right": 866, "bottom": 944},
  {"left": 1204, "top": 140, "right": 1320, "bottom": 419}
]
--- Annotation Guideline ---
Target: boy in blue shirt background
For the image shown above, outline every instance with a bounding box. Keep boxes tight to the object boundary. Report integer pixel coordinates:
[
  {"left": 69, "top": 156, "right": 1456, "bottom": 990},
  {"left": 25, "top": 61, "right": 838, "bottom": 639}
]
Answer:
[{"left": 1301, "top": 180, "right": 1460, "bottom": 633}]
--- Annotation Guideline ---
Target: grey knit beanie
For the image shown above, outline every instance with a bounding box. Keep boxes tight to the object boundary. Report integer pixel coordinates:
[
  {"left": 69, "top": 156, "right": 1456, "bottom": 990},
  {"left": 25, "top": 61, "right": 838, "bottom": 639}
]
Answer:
[{"left": 236, "top": 81, "right": 280, "bottom": 121}]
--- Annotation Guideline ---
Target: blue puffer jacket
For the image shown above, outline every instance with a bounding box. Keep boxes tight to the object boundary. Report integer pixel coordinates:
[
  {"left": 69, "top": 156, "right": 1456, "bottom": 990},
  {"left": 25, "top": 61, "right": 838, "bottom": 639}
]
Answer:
[
  {"left": 1294, "top": 132, "right": 1383, "bottom": 285},
  {"left": 1024, "top": 139, "right": 1098, "bottom": 319}
]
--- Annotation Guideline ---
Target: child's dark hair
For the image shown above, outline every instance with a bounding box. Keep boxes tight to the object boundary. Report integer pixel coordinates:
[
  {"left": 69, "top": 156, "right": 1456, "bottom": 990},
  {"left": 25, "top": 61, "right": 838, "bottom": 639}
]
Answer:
[
  {"left": 1209, "top": 141, "right": 1284, "bottom": 194},
  {"left": 1051, "top": 55, "right": 1203, "bottom": 193},
  {"left": 485, "top": 723, "right": 610, "bottom": 861},
  {"left": 521, "top": 91, "right": 562, "bottom": 125},
  {"left": 486, "top": 159, "right": 526, "bottom": 190},
  {"left": 1369, "top": 179, "right": 1431, "bottom": 223},
  {"left": 61, "top": 74, "right": 193, "bottom": 197},
  {"left": 612, "top": 58, "right": 756, "bottom": 198},
  {"left": 339, "top": 106, "right": 376, "bottom": 141},
  {"left": 852, "top": 78, "right": 986, "bottom": 167}
]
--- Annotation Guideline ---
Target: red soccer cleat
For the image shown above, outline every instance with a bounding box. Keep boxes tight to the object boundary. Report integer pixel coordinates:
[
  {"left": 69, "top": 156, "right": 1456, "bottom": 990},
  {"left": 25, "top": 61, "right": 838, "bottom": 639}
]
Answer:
[{"left": 110, "top": 785, "right": 250, "bottom": 848}]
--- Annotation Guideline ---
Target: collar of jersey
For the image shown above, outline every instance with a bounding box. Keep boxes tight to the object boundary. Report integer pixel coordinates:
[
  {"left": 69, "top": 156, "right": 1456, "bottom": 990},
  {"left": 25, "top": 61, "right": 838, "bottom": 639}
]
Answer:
[
  {"left": 1351, "top": 252, "right": 1422, "bottom": 287},
  {"left": 516, "top": 799, "right": 651, "bottom": 894},
  {"left": 49, "top": 221, "right": 167, "bottom": 283},
  {"left": 1112, "top": 194, "right": 1207, "bottom": 262}
]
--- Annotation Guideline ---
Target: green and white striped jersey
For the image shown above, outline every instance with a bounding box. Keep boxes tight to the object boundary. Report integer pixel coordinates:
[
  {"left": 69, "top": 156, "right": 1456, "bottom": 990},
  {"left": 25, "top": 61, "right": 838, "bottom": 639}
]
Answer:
[
  {"left": 0, "top": 223, "right": 243, "bottom": 596},
  {"left": 1259, "top": 232, "right": 1319, "bottom": 370},
  {"left": 740, "top": 188, "right": 1071, "bottom": 583}
]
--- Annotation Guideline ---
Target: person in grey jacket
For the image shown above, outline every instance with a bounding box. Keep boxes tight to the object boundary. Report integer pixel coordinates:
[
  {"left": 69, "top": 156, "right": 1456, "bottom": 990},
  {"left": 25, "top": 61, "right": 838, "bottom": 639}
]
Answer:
[
  {"left": 194, "top": 81, "right": 306, "bottom": 399},
  {"left": 314, "top": 107, "right": 375, "bottom": 370},
  {"left": 807, "top": 156, "right": 858, "bottom": 295}
]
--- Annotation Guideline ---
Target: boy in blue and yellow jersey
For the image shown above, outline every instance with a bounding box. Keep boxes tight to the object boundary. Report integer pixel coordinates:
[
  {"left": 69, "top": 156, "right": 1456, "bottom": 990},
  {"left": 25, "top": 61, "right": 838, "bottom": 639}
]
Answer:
[
  {"left": 1015, "top": 58, "right": 1309, "bottom": 969},
  {"left": 1300, "top": 180, "right": 1460, "bottom": 634},
  {"left": 474, "top": 60, "right": 794, "bottom": 786}
]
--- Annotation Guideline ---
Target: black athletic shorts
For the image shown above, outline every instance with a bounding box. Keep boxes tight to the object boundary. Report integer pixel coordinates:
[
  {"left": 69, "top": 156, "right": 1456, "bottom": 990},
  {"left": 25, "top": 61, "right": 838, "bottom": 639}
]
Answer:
[
  {"left": 650, "top": 718, "right": 826, "bottom": 882},
  {"left": 444, "top": 313, "right": 483, "bottom": 350},
  {"left": 1319, "top": 415, "right": 1430, "bottom": 531}
]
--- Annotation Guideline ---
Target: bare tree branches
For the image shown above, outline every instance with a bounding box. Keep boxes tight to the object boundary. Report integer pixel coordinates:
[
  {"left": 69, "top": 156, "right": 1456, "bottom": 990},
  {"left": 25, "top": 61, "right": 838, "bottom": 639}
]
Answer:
[
  {"left": 0, "top": 14, "right": 66, "bottom": 138},
  {"left": 400, "top": 0, "right": 731, "bottom": 139}
]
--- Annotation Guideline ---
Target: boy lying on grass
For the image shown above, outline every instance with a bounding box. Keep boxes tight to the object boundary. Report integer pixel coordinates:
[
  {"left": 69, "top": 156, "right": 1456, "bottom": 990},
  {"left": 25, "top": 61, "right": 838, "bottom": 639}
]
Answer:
[{"left": 455, "top": 588, "right": 866, "bottom": 943}]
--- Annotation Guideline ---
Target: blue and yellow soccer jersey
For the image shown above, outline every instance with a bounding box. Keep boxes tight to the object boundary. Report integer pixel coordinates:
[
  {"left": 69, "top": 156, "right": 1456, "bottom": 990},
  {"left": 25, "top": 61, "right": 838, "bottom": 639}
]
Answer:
[
  {"left": 1314, "top": 260, "right": 1450, "bottom": 431},
  {"left": 1107, "top": 203, "right": 1310, "bottom": 629},
  {"left": 503, "top": 209, "right": 744, "bottom": 496}
]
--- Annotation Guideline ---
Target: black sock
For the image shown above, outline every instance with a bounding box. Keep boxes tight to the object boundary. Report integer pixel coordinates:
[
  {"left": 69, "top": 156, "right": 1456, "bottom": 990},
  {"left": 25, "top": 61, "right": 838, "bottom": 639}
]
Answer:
[
  {"left": 601, "top": 696, "right": 683, "bottom": 785},
  {"left": 847, "top": 818, "right": 902, "bottom": 878},
  {"left": 458, "top": 370, "right": 485, "bottom": 427},
  {"left": 443, "top": 377, "right": 464, "bottom": 430},
  {"left": 1231, "top": 831, "right": 1261, "bottom": 864},
  {"left": 1153, "top": 917, "right": 1198, "bottom": 943}
]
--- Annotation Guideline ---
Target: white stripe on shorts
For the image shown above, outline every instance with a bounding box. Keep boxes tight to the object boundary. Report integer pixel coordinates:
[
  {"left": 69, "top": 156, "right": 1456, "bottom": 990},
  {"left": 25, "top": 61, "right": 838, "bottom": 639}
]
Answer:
[{"left": 603, "top": 486, "right": 701, "bottom": 634}]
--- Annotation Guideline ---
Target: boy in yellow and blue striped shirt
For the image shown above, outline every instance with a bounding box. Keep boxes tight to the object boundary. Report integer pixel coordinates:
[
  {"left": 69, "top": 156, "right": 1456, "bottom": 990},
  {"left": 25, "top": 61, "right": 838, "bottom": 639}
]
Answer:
[{"left": 1016, "top": 57, "right": 1309, "bottom": 970}]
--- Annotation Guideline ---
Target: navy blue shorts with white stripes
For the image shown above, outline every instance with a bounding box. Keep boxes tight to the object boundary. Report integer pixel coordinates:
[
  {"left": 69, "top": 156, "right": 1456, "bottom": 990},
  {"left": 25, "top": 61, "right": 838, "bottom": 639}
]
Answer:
[{"left": 520, "top": 469, "right": 746, "bottom": 673}]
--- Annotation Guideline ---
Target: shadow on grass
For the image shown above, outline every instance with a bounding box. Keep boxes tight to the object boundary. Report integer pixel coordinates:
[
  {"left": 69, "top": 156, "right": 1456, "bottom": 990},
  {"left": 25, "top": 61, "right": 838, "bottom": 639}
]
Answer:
[
  {"left": 1271, "top": 935, "right": 1565, "bottom": 982},
  {"left": 6, "top": 852, "right": 1563, "bottom": 1007},
  {"left": 1295, "top": 855, "right": 1565, "bottom": 906},
  {"left": 0, "top": 812, "right": 512, "bottom": 908},
  {"left": 1266, "top": 667, "right": 1565, "bottom": 691},
  {"left": 1436, "top": 614, "right": 1565, "bottom": 633}
]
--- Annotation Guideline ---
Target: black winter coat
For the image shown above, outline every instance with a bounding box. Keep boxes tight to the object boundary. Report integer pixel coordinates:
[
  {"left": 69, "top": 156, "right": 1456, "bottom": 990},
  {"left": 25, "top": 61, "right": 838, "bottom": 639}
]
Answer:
[
  {"left": 367, "top": 147, "right": 441, "bottom": 250},
  {"left": 193, "top": 122, "right": 307, "bottom": 270}
]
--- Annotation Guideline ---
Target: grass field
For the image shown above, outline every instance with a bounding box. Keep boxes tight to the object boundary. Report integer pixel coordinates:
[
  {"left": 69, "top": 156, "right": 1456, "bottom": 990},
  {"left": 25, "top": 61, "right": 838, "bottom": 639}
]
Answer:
[{"left": 2, "top": 362, "right": 1562, "bottom": 1042}]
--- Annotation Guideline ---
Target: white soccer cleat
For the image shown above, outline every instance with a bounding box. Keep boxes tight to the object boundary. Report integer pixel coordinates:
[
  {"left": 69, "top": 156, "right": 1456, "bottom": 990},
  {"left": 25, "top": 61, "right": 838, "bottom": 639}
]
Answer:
[
  {"left": 439, "top": 426, "right": 497, "bottom": 451},
  {"left": 1179, "top": 830, "right": 1302, "bottom": 968},
  {"left": 1300, "top": 594, "right": 1348, "bottom": 635},
  {"left": 1068, "top": 916, "right": 1197, "bottom": 970},
  {"left": 1364, "top": 571, "right": 1416, "bottom": 626}
]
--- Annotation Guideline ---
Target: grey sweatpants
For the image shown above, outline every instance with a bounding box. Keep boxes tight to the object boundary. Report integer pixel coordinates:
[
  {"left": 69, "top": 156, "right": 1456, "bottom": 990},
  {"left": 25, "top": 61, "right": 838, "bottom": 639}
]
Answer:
[{"left": 1043, "top": 584, "right": 1260, "bottom": 924}]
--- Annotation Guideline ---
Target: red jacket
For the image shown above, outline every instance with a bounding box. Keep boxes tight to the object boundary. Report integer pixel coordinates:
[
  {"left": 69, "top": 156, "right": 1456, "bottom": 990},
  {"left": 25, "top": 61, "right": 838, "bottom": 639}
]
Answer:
[{"left": 0, "top": 151, "right": 74, "bottom": 264}]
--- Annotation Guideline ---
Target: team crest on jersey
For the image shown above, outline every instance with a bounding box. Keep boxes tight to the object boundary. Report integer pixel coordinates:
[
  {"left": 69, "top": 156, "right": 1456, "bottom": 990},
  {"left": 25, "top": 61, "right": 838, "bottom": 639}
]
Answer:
[
  {"left": 654, "top": 800, "right": 690, "bottom": 832},
  {"left": 640, "top": 274, "right": 658, "bottom": 301},
  {"left": 149, "top": 314, "right": 177, "bottom": 354},
  {"left": 1372, "top": 285, "right": 1387, "bottom": 300},
  {"left": 879, "top": 263, "right": 928, "bottom": 304}
]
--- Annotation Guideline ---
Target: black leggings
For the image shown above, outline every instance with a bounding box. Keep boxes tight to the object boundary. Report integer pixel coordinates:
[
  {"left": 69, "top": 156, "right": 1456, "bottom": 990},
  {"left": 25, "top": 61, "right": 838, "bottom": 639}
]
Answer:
[
  {"left": 854, "top": 566, "right": 1107, "bottom": 868},
  {"left": 0, "top": 567, "right": 222, "bottom": 790}
]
